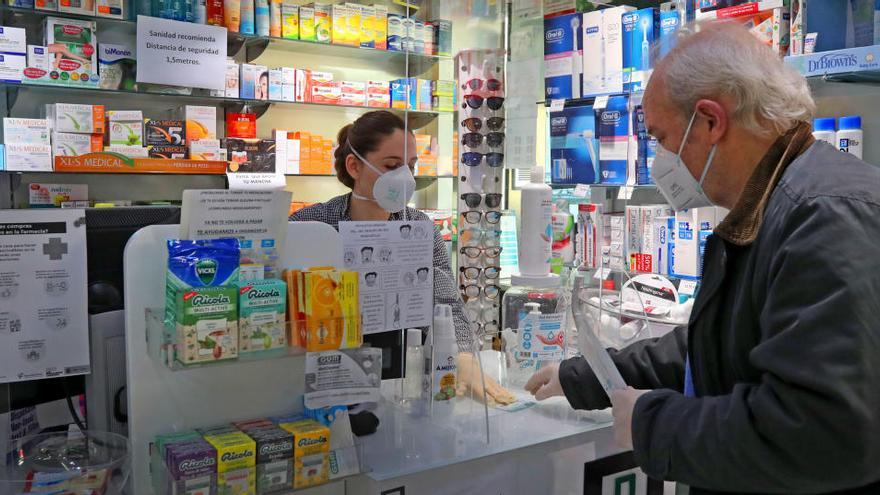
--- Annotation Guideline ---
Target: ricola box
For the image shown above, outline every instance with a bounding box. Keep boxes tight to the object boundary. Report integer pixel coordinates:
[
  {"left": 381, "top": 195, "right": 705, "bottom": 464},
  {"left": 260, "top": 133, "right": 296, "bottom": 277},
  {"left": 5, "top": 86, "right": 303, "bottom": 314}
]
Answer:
[
  {"left": 170, "top": 286, "right": 239, "bottom": 365},
  {"left": 238, "top": 279, "right": 287, "bottom": 353},
  {"left": 248, "top": 427, "right": 294, "bottom": 493},
  {"left": 204, "top": 431, "right": 257, "bottom": 495},
  {"left": 164, "top": 440, "right": 217, "bottom": 495}
]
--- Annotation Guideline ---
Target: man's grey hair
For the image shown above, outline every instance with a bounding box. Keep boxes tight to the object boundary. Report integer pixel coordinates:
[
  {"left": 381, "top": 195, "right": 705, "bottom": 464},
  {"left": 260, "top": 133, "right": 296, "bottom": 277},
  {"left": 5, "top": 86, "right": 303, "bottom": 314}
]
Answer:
[{"left": 653, "top": 22, "right": 816, "bottom": 137}]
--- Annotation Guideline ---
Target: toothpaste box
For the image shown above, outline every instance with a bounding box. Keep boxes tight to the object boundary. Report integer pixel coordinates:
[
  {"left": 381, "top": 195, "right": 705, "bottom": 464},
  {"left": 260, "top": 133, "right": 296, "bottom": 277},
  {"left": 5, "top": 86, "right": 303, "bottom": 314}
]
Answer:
[
  {"left": 28, "top": 183, "right": 88, "bottom": 207},
  {"left": 268, "top": 68, "right": 283, "bottom": 101},
  {"left": 674, "top": 207, "right": 716, "bottom": 278},
  {"left": 596, "top": 95, "right": 629, "bottom": 185},
  {"left": 549, "top": 103, "right": 597, "bottom": 184},
  {"left": 581, "top": 10, "right": 603, "bottom": 96},
  {"left": 602, "top": 6, "right": 634, "bottom": 94},
  {"left": 543, "top": 13, "right": 583, "bottom": 100},
  {"left": 165, "top": 440, "right": 217, "bottom": 495},
  {"left": 621, "top": 8, "right": 659, "bottom": 93},
  {"left": 52, "top": 132, "right": 103, "bottom": 157},
  {"left": 108, "top": 110, "right": 143, "bottom": 146},
  {"left": 387, "top": 13, "right": 404, "bottom": 52},
  {"left": 170, "top": 285, "right": 239, "bottom": 365},
  {"left": 27, "top": 45, "right": 50, "bottom": 72},
  {"left": 46, "top": 103, "right": 105, "bottom": 134},
  {"left": 373, "top": 4, "right": 388, "bottom": 50},
  {"left": 638, "top": 205, "right": 673, "bottom": 273},
  {"left": 653, "top": 216, "right": 674, "bottom": 276},
  {"left": 238, "top": 279, "right": 287, "bottom": 353},
  {"left": 576, "top": 203, "right": 603, "bottom": 269},
  {"left": 204, "top": 431, "right": 256, "bottom": 495},
  {"left": 658, "top": 7, "right": 681, "bottom": 60},
  {"left": 247, "top": 427, "right": 294, "bottom": 493},
  {"left": 282, "top": 0, "right": 299, "bottom": 39},
  {"left": 3, "top": 118, "right": 51, "bottom": 144},
  {"left": 5, "top": 142, "right": 52, "bottom": 171},
  {"left": 279, "top": 420, "right": 330, "bottom": 489},
  {"left": 339, "top": 80, "right": 366, "bottom": 106},
  {"left": 0, "top": 26, "right": 26, "bottom": 55}
]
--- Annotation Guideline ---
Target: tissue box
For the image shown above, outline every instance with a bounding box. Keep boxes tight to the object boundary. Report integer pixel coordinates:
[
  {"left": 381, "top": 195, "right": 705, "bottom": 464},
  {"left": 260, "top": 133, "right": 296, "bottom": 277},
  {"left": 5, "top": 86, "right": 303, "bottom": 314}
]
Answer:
[{"left": 238, "top": 279, "right": 287, "bottom": 353}]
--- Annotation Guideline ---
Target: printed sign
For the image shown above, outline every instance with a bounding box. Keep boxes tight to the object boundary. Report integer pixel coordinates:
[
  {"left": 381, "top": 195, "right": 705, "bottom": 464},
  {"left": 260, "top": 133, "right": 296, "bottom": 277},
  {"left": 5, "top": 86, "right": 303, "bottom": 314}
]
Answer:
[
  {"left": 54, "top": 153, "right": 227, "bottom": 174},
  {"left": 304, "top": 348, "right": 382, "bottom": 409},
  {"left": 136, "top": 16, "right": 226, "bottom": 91}
]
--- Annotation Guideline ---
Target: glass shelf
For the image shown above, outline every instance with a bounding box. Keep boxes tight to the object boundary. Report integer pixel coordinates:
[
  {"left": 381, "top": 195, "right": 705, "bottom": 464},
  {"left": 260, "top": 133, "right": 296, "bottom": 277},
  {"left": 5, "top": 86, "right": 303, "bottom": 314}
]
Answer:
[{"left": 550, "top": 183, "right": 657, "bottom": 190}]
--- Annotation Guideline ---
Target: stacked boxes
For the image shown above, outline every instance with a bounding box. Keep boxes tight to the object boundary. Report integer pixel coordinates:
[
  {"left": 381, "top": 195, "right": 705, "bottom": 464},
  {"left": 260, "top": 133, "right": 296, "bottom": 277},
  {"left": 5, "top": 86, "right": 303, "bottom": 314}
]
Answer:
[
  {"left": 164, "top": 439, "right": 217, "bottom": 495},
  {"left": 674, "top": 207, "right": 718, "bottom": 278},
  {"left": 3, "top": 118, "right": 52, "bottom": 171},
  {"left": 279, "top": 420, "right": 331, "bottom": 489},
  {"left": 204, "top": 431, "right": 257, "bottom": 495},
  {"left": 46, "top": 103, "right": 105, "bottom": 159},
  {"left": 625, "top": 205, "right": 674, "bottom": 273},
  {"left": 431, "top": 80, "right": 454, "bottom": 112},
  {"left": 0, "top": 26, "right": 26, "bottom": 84}
]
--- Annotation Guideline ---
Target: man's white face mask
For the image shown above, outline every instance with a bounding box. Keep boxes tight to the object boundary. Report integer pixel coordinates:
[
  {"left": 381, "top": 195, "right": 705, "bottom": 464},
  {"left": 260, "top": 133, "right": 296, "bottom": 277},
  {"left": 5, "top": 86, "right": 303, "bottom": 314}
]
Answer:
[
  {"left": 350, "top": 146, "right": 416, "bottom": 214},
  {"left": 651, "top": 110, "right": 718, "bottom": 211}
]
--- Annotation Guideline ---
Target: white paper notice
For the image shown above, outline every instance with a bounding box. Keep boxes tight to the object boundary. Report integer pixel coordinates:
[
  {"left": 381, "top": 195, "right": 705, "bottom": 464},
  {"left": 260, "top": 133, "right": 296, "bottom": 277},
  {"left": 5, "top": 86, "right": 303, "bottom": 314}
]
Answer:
[
  {"left": 0, "top": 209, "right": 89, "bottom": 383},
  {"left": 136, "top": 16, "right": 226, "bottom": 91},
  {"left": 304, "top": 347, "right": 382, "bottom": 409},
  {"left": 339, "top": 221, "right": 433, "bottom": 334}
]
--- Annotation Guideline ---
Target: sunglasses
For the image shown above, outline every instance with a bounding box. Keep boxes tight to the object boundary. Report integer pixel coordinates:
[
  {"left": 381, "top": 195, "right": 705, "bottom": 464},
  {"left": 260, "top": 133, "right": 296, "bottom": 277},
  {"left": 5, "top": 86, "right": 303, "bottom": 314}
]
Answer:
[
  {"left": 461, "top": 283, "right": 502, "bottom": 301},
  {"left": 461, "top": 152, "right": 504, "bottom": 167},
  {"left": 461, "top": 193, "right": 502, "bottom": 209},
  {"left": 463, "top": 95, "right": 505, "bottom": 110},
  {"left": 460, "top": 245, "right": 503, "bottom": 259},
  {"left": 461, "top": 117, "right": 505, "bottom": 133},
  {"left": 462, "top": 210, "right": 502, "bottom": 225},
  {"left": 465, "top": 300, "right": 499, "bottom": 322},
  {"left": 463, "top": 78, "right": 503, "bottom": 91},
  {"left": 460, "top": 265, "right": 501, "bottom": 280},
  {"left": 460, "top": 228, "right": 501, "bottom": 248},
  {"left": 462, "top": 132, "right": 505, "bottom": 148}
]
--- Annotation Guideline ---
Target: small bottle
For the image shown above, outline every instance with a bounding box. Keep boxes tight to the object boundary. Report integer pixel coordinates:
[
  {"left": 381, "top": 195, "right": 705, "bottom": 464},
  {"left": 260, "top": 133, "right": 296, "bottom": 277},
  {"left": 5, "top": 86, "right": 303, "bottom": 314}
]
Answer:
[
  {"left": 431, "top": 305, "right": 457, "bottom": 401},
  {"left": 403, "top": 328, "right": 424, "bottom": 400},
  {"left": 812, "top": 117, "right": 836, "bottom": 146},
  {"left": 837, "top": 115, "right": 863, "bottom": 159}
]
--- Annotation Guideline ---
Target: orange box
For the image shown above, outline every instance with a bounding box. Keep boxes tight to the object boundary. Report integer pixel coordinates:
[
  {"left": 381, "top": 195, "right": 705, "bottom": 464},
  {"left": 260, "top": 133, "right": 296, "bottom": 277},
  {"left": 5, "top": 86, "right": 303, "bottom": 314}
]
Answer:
[
  {"left": 295, "top": 131, "right": 312, "bottom": 174},
  {"left": 322, "top": 139, "right": 333, "bottom": 173},
  {"left": 310, "top": 138, "right": 323, "bottom": 173}
]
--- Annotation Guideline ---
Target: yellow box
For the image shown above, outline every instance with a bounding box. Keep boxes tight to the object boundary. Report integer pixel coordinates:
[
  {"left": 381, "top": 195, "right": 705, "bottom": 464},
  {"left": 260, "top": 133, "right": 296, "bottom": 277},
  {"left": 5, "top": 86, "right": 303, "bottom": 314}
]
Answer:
[
  {"left": 303, "top": 269, "right": 360, "bottom": 351},
  {"left": 331, "top": 4, "right": 348, "bottom": 45},
  {"left": 279, "top": 420, "right": 330, "bottom": 490},
  {"left": 204, "top": 431, "right": 257, "bottom": 495},
  {"left": 346, "top": 3, "right": 362, "bottom": 46},
  {"left": 372, "top": 4, "right": 387, "bottom": 50}
]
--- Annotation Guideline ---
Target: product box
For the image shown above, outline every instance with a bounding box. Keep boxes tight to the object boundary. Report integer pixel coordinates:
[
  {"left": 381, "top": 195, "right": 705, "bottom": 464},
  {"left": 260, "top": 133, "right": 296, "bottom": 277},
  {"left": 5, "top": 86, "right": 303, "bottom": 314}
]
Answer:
[
  {"left": 204, "top": 432, "right": 256, "bottom": 495},
  {"left": 226, "top": 113, "right": 256, "bottom": 140},
  {"left": 97, "top": 42, "right": 136, "bottom": 90},
  {"left": 432, "top": 96, "right": 453, "bottom": 113},
  {"left": 366, "top": 80, "right": 389, "bottom": 108},
  {"left": 189, "top": 138, "right": 221, "bottom": 160},
  {"left": 674, "top": 207, "right": 717, "bottom": 278},
  {"left": 282, "top": 0, "right": 299, "bottom": 39},
  {"left": 96, "top": 0, "right": 123, "bottom": 18},
  {"left": 432, "top": 79, "right": 454, "bottom": 97},
  {"left": 46, "top": 103, "right": 105, "bottom": 134},
  {"left": 27, "top": 45, "right": 50, "bottom": 72},
  {"left": 308, "top": 3, "right": 331, "bottom": 43},
  {"left": 424, "top": 21, "right": 434, "bottom": 55},
  {"left": 295, "top": 68, "right": 310, "bottom": 102},
  {"left": 247, "top": 427, "right": 294, "bottom": 493},
  {"left": 58, "top": 0, "right": 95, "bottom": 15},
  {"left": 789, "top": 0, "right": 805, "bottom": 55},
  {"left": 182, "top": 106, "right": 216, "bottom": 145},
  {"left": 331, "top": 4, "right": 350, "bottom": 46},
  {"left": 549, "top": 103, "right": 597, "bottom": 184},
  {"left": 197, "top": 424, "right": 238, "bottom": 437},
  {"left": 155, "top": 430, "right": 202, "bottom": 459},
  {"left": 170, "top": 285, "right": 240, "bottom": 365},
  {"left": 240, "top": 63, "right": 259, "bottom": 100},
  {"left": 45, "top": 18, "right": 98, "bottom": 77},
  {"left": 417, "top": 79, "right": 432, "bottom": 110},
  {"left": 52, "top": 132, "right": 102, "bottom": 157},
  {"left": 390, "top": 78, "right": 415, "bottom": 110},
  {"left": 412, "top": 21, "right": 424, "bottom": 53},
  {"left": 401, "top": 18, "right": 415, "bottom": 51},
  {"left": 653, "top": 215, "right": 674, "bottom": 275},
  {"left": 302, "top": 269, "right": 360, "bottom": 351},
  {"left": 596, "top": 95, "right": 629, "bottom": 185},
  {"left": 602, "top": 6, "right": 634, "bottom": 94},
  {"left": 658, "top": 7, "right": 680, "bottom": 60},
  {"left": 577, "top": 203, "right": 603, "bottom": 269},
  {"left": 544, "top": 13, "right": 583, "bottom": 100},
  {"left": 339, "top": 80, "right": 366, "bottom": 106},
  {"left": 636, "top": 205, "right": 673, "bottom": 273},
  {"left": 0, "top": 52, "right": 25, "bottom": 83},
  {"left": 233, "top": 418, "right": 273, "bottom": 431},
  {"left": 278, "top": 420, "right": 330, "bottom": 489},
  {"left": 311, "top": 83, "right": 341, "bottom": 105},
  {"left": 633, "top": 104, "right": 649, "bottom": 184},
  {"left": 582, "top": 10, "right": 604, "bottom": 96},
  {"left": 310, "top": 70, "right": 334, "bottom": 86},
  {"left": 358, "top": 4, "right": 375, "bottom": 48},
  {"left": 226, "top": 138, "right": 276, "bottom": 173},
  {"left": 268, "top": 68, "right": 283, "bottom": 101},
  {"left": 0, "top": 26, "right": 26, "bottom": 55},
  {"left": 145, "top": 119, "right": 185, "bottom": 146},
  {"left": 284, "top": 133, "right": 300, "bottom": 174},
  {"left": 164, "top": 440, "right": 217, "bottom": 495},
  {"left": 211, "top": 59, "right": 240, "bottom": 98},
  {"left": 149, "top": 145, "right": 187, "bottom": 159},
  {"left": 281, "top": 67, "right": 296, "bottom": 101},
  {"left": 387, "top": 13, "right": 404, "bottom": 52},
  {"left": 35, "top": 0, "right": 58, "bottom": 11},
  {"left": 28, "top": 183, "right": 88, "bottom": 207},
  {"left": 294, "top": 131, "right": 311, "bottom": 173},
  {"left": 3, "top": 118, "right": 51, "bottom": 144},
  {"left": 299, "top": 5, "right": 316, "bottom": 41},
  {"left": 238, "top": 279, "right": 287, "bottom": 353},
  {"left": 625, "top": 205, "right": 641, "bottom": 271},
  {"left": 373, "top": 4, "right": 388, "bottom": 50},
  {"left": 6, "top": 142, "right": 52, "bottom": 171},
  {"left": 107, "top": 144, "right": 149, "bottom": 157},
  {"left": 621, "top": 8, "right": 659, "bottom": 93}
]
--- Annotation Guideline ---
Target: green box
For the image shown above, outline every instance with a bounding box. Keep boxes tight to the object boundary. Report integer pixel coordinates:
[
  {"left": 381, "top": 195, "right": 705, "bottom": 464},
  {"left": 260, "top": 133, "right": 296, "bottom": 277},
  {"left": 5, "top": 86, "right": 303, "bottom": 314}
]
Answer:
[
  {"left": 237, "top": 279, "right": 287, "bottom": 353},
  {"left": 170, "top": 285, "right": 239, "bottom": 365}
]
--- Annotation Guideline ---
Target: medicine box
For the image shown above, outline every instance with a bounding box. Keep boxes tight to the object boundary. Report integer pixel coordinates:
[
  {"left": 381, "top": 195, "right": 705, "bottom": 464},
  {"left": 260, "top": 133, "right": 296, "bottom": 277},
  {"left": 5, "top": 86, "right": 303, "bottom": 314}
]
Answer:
[
  {"left": 582, "top": 10, "right": 603, "bottom": 95},
  {"left": 46, "top": 103, "right": 105, "bottom": 134},
  {"left": 674, "top": 207, "right": 717, "bottom": 278},
  {"left": 45, "top": 18, "right": 98, "bottom": 75},
  {"left": 3, "top": 118, "right": 51, "bottom": 144},
  {"left": 238, "top": 278, "right": 287, "bottom": 353},
  {"left": 549, "top": 103, "right": 597, "bottom": 184},
  {"left": 212, "top": 59, "right": 239, "bottom": 98},
  {"left": 543, "top": 13, "right": 583, "bottom": 100},
  {"left": 282, "top": 0, "right": 299, "bottom": 39},
  {"left": 0, "top": 26, "right": 26, "bottom": 55},
  {"left": 280, "top": 67, "right": 295, "bottom": 101},
  {"left": 107, "top": 110, "right": 143, "bottom": 146},
  {"left": 6, "top": 142, "right": 52, "bottom": 171},
  {"left": 602, "top": 6, "right": 634, "bottom": 94},
  {"left": 309, "top": 3, "right": 331, "bottom": 43},
  {"left": 359, "top": 4, "right": 375, "bottom": 48},
  {"left": 417, "top": 79, "right": 432, "bottom": 110},
  {"left": 0, "top": 53, "right": 25, "bottom": 83},
  {"left": 149, "top": 145, "right": 187, "bottom": 159},
  {"left": 621, "top": 8, "right": 659, "bottom": 93},
  {"left": 331, "top": 4, "right": 350, "bottom": 46},
  {"left": 240, "top": 64, "right": 259, "bottom": 100},
  {"left": 299, "top": 5, "right": 316, "bottom": 41},
  {"left": 302, "top": 269, "right": 360, "bottom": 351},
  {"left": 27, "top": 45, "right": 50, "bottom": 72},
  {"left": 248, "top": 427, "right": 294, "bottom": 493},
  {"left": 268, "top": 68, "right": 283, "bottom": 101},
  {"left": 278, "top": 420, "right": 330, "bottom": 490},
  {"left": 28, "top": 183, "right": 88, "bottom": 207},
  {"left": 52, "top": 132, "right": 102, "bottom": 157},
  {"left": 35, "top": 0, "right": 58, "bottom": 11},
  {"left": 339, "top": 80, "right": 366, "bottom": 106},
  {"left": 366, "top": 80, "right": 389, "bottom": 108},
  {"left": 145, "top": 119, "right": 186, "bottom": 146},
  {"left": 596, "top": 95, "right": 629, "bottom": 185},
  {"left": 170, "top": 285, "right": 240, "bottom": 365},
  {"left": 412, "top": 21, "right": 424, "bottom": 53},
  {"left": 311, "top": 84, "right": 341, "bottom": 105},
  {"left": 189, "top": 138, "right": 221, "bottom": 161}
]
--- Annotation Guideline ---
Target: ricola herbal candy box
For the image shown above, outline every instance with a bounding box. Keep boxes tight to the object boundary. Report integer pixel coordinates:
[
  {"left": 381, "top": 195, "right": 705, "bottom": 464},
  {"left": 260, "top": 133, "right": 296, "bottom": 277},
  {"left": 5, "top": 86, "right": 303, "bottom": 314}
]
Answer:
[
  {"left": 238, "top": 279, "right": 287, "bottom": 353},
  {"left": 165, "top": 440, "right": 217, "bottom": 495}
]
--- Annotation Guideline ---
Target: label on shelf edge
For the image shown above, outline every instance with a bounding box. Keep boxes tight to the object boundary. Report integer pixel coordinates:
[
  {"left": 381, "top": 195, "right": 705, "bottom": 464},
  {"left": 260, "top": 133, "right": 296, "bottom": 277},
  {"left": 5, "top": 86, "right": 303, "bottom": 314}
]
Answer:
[{"left": 549, "top": 99, "right": 566, "bottom": 112}]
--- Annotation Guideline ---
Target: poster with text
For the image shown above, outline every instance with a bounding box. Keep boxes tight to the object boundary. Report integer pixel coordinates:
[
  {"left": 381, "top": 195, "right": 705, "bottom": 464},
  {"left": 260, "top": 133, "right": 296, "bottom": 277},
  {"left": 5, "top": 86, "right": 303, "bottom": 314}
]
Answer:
[
  {"left": 339, "top": 221, "right": 433, "bottom": 334},
  {"left": 0, "top": 209, "right": 89, "bottom": 383},
  {"left": 136, "top": 16, "right": 226, "bottom": 91}
]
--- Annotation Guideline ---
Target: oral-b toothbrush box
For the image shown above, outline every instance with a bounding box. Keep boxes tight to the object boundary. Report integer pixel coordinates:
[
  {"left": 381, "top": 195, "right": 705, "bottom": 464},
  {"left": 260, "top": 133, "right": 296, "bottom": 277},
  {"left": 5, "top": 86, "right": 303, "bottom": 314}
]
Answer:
[
  {"left": 622, "top": 8, "right": 659, "bottom": 93},
  {"left": 658, "top": 8, "right": 680, "bottom": 59},
  {"left": 653, "top": 216, "right": 674, "bottom": 275},
  {"left": 596, "top": 94, "right": 629, "bottom": 185},
  {"left": 602, "top": 6, "right": 634, "bottom": 95},
  {"left": 582, "top": 9, "right": 603, "bottom": 96},
  {"left": 544, "top": 13, "right": 583, "bottom": 100},
  {"left": 549, "top": 103, "right": 597, "bottom": 184},
  {"left": 633, "top": 104, "right": 652, "bottom": 185}
]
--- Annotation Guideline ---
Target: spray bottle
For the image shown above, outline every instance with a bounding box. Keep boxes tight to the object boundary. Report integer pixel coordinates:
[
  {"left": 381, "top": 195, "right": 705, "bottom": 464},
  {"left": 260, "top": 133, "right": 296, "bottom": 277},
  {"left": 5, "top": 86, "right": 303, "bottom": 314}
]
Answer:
[{"left": 431, "top": 305, "right": 457, "bottom": 401}]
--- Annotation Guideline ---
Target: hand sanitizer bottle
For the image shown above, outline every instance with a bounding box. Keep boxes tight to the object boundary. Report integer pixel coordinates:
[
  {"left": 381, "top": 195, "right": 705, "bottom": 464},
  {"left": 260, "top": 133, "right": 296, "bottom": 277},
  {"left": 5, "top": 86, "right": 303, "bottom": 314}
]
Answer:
[{"left": 404, "top": 328, "right": 424, "bottom": 400}]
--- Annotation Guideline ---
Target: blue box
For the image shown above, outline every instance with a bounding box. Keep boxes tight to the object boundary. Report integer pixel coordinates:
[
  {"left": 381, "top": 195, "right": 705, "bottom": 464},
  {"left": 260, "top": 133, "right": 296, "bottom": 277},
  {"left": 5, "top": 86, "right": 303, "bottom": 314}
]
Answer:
[
  {"left": 544, "top": 13, "right": 583, "bottom": 100},
  {"left": 0, "top": 144, "right": 5, "bottom": 171},
  {"left": 596, "top": 95, "right": 629, "bottom": 185},
  {"left": 391, "top": 78, "right": 416, "bottom": 110},
  {"left": 549, "top": 103, "right": 597, "bottom": 184},
  {"left": 658, "top": 9, "right": 680, "bottom": 60},
  {"left": 622, "top": 8, "right": 659, "bottom": 93},
  {"left": 633, "top": 104, "right": 650, "bottom": 185}
]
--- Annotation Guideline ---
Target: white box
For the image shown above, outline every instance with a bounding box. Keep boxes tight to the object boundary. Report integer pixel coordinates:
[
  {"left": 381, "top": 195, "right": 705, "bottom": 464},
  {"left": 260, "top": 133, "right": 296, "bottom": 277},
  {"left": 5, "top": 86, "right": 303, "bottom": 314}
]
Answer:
[
  {"left": 268, "top": 68, "right": 283, "bottom": 101},
  {"left": 212, "top": 60, "right": 240, "bottom": 98},
  {"left": 3, "top": 118, "right": 51, "bottom": 144},
  {"left": 285, "top": 137, "right": 300, "bottom": 174},
  {"left": 601, "top": 6, "right": 634, "bottom": 94},
  {"left": 240, "top": 63, "right": 259, "bottom": 100},
  {"left": 625, "top": 205, "right": 641, "bottom": 271},
  {"left": 52, "top": 131, "right": 102, "bottom": 157},
  {"left": 0, "top": 53, "right": 25, "bottom": 83},
  {"left": 281, "top": 67, "right": 296, "bottom": 102},
  {"left": 295, "top": 69, "right": 309, "bottom": 102},
  {"left": 674, "top": 207, "right": 717, "bottom": 278},
  {"left": 107, "top": 110, "right": 143, "bottom": 146},
  {"left": 582, "top": 10, "right": 603, "bottom": 95},
  {"left": 27, "top": 45, "right": 50, "bottom": 72},
  {"left": 189, "top": 138, "right": 221, "bottom": 160},
  {"left": 6, "top": 142, "right": 52, "bottom": 171},
  {"left": 638, "top": 205, "right": 673, "bottom": 273},
  {"left": 653, "top": 216, "right": 674, "bottom": 276},
  {"left": 46, "top": 103, "right": 105, "bottom": 134},
  {"left": 107, "top": 144, "right": 149, "bottom": 157},
  {"left": 29, "top": 183, "right": 88, "bottom": 207},
  {"left": 0, "top": 26, "right": 26, "bottom": 54},
  {"left": 273, "top": 129, "right": 287, "bottom": 174}
]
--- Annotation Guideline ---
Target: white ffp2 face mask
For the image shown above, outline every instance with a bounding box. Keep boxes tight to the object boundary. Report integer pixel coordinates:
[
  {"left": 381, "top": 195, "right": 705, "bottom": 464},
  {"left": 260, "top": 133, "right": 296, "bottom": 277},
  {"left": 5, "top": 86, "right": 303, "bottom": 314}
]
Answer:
[
  {"left": 350, "top": 146, "right": 416, "bottom": 214},
  {"left": 651, "top": 110, "right": 717, "bottom": 211}
]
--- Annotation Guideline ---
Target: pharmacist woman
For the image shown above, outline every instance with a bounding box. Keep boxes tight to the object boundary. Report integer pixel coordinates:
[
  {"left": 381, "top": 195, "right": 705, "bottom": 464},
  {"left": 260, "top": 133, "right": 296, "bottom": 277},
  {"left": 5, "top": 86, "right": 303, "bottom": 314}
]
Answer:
[{"left": 290, "top": 110, "right": 472, "bottom": 352}]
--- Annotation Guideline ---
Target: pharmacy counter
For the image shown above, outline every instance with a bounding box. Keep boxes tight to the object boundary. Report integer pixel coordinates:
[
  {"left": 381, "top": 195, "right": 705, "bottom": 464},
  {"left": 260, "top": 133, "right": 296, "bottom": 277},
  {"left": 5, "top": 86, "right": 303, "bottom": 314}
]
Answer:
[{"left": 347, "top": 382, "right": 627, "bottom": 495}]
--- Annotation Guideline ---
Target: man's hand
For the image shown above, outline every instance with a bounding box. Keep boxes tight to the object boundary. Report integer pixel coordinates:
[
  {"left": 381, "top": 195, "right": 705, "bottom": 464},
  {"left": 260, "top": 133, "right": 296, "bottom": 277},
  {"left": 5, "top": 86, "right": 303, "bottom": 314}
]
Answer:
[
  {"left": 524, "top": 363, "right": 563, "bottom": 400},
  {"left": 610, "top": 387, "right": 650, "bottom": 449}
]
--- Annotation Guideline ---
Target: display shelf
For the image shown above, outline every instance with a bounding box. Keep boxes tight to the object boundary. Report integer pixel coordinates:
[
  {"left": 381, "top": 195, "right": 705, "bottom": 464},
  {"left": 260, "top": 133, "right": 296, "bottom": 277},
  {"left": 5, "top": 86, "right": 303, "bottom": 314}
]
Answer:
[
  {"left": 539, "top": 90, "right": 644, "bottom": 108},
  {"left": 785, "top": 44, "right": 880, "bottom": 83},
  {"left": 550, "top": 183, "right": 656, "bottom": 190}
]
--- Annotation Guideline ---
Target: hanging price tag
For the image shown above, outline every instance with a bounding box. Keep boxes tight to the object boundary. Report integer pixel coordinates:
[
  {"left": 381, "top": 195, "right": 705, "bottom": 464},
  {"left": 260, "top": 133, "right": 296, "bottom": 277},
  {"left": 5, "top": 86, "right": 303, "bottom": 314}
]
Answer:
[
  {"left": 617, "top": 186, "right": 635, "bottom": 200},
  {"left": 549, "top": 99, "right": 566, "bottom": 112},
  {"left": 573, "top": 183, "right": 590, "bottom": 198},
  {"left": 678, "top": 279, "right": 698, "bottom": 297},
  {"left": 593, "top": 95, "right": 610, "bottom": 110}
]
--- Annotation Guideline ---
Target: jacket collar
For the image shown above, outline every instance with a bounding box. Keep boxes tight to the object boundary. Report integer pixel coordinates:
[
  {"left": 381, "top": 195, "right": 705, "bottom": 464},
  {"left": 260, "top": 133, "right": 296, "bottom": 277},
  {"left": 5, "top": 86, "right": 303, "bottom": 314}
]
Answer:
[{"left": 714, "top": 122, "right": 815, "bottom": 246}]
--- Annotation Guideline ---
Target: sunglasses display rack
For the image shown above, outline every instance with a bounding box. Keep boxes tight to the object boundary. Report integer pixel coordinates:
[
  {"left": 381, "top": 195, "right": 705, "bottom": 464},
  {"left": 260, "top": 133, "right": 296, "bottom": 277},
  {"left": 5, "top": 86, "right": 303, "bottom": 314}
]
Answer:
[{"left": 456, "top": 48, "right": 507, "bottom": 343}]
